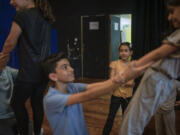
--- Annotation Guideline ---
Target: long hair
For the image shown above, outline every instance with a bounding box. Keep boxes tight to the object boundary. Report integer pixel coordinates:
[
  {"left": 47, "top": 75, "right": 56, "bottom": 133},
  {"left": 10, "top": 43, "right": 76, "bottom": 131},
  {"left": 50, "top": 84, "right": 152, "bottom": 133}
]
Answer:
[
  {"left": 162, "top": 0, "right": 180, "bottom": 38},
  {"left": 35, "top": 0, "right": 55, "bottom": 22}
]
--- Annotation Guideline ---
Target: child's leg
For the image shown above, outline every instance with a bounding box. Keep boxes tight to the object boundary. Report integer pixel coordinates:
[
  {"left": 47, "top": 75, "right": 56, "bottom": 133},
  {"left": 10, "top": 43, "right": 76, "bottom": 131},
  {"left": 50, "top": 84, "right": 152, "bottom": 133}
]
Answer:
[
  {"left": 103, "top": 95, "right": 122, "bottom": 135},
  {"left": 155, "top": 108, "right": 166, "bottom": 135},
  {"left": 11, "top": 82, "right": 34, "bottom": 135},
  {"left": 30, "top": 82, "right": 46, "bottom": 135},
  {"left": 119, "top": 68, "right": 176, "bottom": 135},
  {"left": 121, "top": 97, "right": 131, "bottom": 114},
  {"left": 11, "top": 82, "right": 37, "bottom": 135},
  {"left": 156, "top": 88, "right": 177, "bottom": 135},
  {"left": 163, "top": 109, "right": 176, "bottom": 135}
]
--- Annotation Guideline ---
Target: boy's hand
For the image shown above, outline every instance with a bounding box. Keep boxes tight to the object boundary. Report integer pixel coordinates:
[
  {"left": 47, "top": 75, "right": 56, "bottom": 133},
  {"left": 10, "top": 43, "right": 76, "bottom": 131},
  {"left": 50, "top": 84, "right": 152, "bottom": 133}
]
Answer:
[
  {"left": 112, "top": 61, "right": 137, "bottom": 84},
  {"left": 0, "top": 53, "right": 9, "bottom": 72},
  {"left": 121, "top": 61, "right": 142, "bottom": 83}
]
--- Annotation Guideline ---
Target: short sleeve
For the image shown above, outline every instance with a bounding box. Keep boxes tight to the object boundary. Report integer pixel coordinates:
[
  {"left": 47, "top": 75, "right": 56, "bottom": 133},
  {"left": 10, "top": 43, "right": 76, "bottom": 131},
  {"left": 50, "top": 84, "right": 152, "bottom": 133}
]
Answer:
[
  {"left": 68, "top": 83, "right": 87, "bottom": 93},
  {"left": 163, "top": 29, "right": 180, "bottom": 47},
  {"left": 13, "top": 10, "right": 26, "bottom": 30},
  {"left": 109, "top": 61, "right": 117, "bottom": 77},
  {"left": 6, "top": 67, "right": 18, "bottom": 81},
  {"left": 109, "top": 61, "right": 116, "bottom": 69},
  {"left": 44, "top": 92, "right": 70, "bottom": 113}
]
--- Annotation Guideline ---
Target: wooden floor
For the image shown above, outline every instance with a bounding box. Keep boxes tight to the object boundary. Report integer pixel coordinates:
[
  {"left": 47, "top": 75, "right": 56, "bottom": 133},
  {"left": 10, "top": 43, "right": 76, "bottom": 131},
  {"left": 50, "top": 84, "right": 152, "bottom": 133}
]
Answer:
[{"left": 26, "top": 78, "right": 180, "bottom": 135}]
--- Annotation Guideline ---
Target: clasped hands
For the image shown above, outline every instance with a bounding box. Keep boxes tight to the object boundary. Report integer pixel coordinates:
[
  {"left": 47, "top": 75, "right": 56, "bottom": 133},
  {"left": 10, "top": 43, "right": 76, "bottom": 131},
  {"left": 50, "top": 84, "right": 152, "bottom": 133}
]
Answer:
[{"left": 112, "top": 60, "right": 144, "bottom": 85}]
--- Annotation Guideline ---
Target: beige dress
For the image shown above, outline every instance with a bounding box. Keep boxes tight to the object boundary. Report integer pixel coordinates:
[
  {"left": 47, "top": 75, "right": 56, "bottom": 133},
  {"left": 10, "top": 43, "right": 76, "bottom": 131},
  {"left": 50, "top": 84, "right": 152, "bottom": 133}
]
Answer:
[{"left": 119, "top": 29, "right": 180, "bottom": 135}]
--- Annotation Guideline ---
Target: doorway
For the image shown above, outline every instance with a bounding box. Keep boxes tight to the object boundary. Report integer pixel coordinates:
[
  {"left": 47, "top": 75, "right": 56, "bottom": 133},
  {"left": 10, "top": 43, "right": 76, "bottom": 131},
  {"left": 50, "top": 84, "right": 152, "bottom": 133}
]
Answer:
[
  {"left": 109, "top": 14, "right": 132, "bottom": 61},
  {"left": 80, "top": 14, "right": 132, "bottom": 79},
  {"left": 81, "top": 15, "right": 109, "bottom": 79}
]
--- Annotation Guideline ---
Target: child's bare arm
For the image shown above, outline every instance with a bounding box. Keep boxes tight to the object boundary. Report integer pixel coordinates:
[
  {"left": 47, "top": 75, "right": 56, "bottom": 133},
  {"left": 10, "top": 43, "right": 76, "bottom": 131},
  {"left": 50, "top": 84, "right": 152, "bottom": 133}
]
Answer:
[
  {"left": 66, "top": 79, "right": 120, "bottom": 105},
  {"left": 112, "top": 60, "right": 153, "bottom": 84},
  {"left": 114, "top": 44, "right": 179, "bottom": 83},
  {"left": 2, "top": 22, "right": 22, "bottom": 54},
  {"left": 84, "top": 67, "right": 115, "bottom": 90},
  {"left": 135, "top": 44, "right": 178, "bottom": 68}
]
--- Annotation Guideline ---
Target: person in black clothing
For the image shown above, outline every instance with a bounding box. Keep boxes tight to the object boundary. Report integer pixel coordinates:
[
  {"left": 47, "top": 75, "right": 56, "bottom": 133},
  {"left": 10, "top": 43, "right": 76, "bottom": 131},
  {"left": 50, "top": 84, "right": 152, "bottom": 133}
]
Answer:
[{"left": 0, "top": 0, "right": 55, "bottom": 134}]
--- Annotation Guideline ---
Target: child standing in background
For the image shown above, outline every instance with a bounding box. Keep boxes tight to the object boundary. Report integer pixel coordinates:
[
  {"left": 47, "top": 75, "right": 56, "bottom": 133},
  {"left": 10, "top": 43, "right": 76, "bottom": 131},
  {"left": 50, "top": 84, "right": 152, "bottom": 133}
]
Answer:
[{"left": 102, "top": 42, "right": 134, "bottom": 135}]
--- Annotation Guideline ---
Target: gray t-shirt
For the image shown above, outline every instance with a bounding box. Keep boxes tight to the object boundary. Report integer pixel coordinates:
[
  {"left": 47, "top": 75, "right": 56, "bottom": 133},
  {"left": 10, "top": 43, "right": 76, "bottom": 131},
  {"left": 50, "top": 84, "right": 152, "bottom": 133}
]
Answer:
[{"left": 0, "top": 66, "right": 18, "bottom": 119}]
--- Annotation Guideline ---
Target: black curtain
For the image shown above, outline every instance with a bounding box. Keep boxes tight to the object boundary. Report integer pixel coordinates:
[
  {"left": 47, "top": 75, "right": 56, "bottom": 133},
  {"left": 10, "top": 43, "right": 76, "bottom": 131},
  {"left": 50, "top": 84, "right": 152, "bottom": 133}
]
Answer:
[{"left": 133, "top": 0, "right": 168, "bottom": 59}]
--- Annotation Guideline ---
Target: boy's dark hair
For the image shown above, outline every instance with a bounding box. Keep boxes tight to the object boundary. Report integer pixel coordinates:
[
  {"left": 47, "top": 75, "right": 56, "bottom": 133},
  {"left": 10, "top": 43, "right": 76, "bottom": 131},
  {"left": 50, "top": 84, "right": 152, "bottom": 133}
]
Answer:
[
  {"left": 118, "top": 42, "right": 132, "bottom": 51},
  {"left": 166, "top": 0, "right": 180, "bottom": 6},
  {"left": 41, "top": 52, "right": 68, "bottom": 79}
]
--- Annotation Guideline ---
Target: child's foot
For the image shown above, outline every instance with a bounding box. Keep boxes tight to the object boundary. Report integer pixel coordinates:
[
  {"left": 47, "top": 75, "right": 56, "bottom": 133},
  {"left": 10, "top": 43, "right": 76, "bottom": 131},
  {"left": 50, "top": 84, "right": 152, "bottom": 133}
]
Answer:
[
  {"left": 40, "top": 128, "right": 43, "bottom": 135},
  {"left": 32, "top": 128, "right": 44, "bottom": 135}
]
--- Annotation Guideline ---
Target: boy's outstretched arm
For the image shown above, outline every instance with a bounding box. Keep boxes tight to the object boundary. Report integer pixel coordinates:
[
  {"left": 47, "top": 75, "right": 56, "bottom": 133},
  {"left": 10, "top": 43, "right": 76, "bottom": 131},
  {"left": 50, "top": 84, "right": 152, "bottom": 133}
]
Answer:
[{"left": 66, "top": 79, "right": 120, "bottom": 105}]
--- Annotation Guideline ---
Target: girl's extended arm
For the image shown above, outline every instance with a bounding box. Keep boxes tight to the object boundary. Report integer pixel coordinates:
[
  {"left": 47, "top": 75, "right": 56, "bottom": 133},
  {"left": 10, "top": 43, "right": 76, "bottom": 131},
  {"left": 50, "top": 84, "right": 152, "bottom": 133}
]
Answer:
[
  {"left": 113, "top": 44, "right": 179, "bottom": 83},
  {"left": 135, "top": 44, "right": 178, "bottom": 68}
]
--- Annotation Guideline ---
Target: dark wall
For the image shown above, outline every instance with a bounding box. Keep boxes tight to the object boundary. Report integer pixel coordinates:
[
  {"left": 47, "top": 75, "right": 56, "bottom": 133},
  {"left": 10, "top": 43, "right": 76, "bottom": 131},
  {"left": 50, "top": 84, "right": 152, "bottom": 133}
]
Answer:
[
  {"left": 51, "top": 0, "right": 137, "bottom": 15},
  {"left": 133, "top": 0, "right": 168, "bottom": 59},
  {"left": 50, "top": 0, "right": 137, "bottom": 78},
  {"left": 51, "top": 0, "right": 137, "bottom": 51}
]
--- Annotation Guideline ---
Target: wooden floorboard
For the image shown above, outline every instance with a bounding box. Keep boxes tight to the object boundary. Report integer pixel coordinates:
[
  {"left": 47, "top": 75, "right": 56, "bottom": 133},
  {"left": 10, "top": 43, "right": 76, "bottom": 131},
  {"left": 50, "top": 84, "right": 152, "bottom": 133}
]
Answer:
[{"left": 25, "top": 78, "right": 180, "bottom": 135}]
